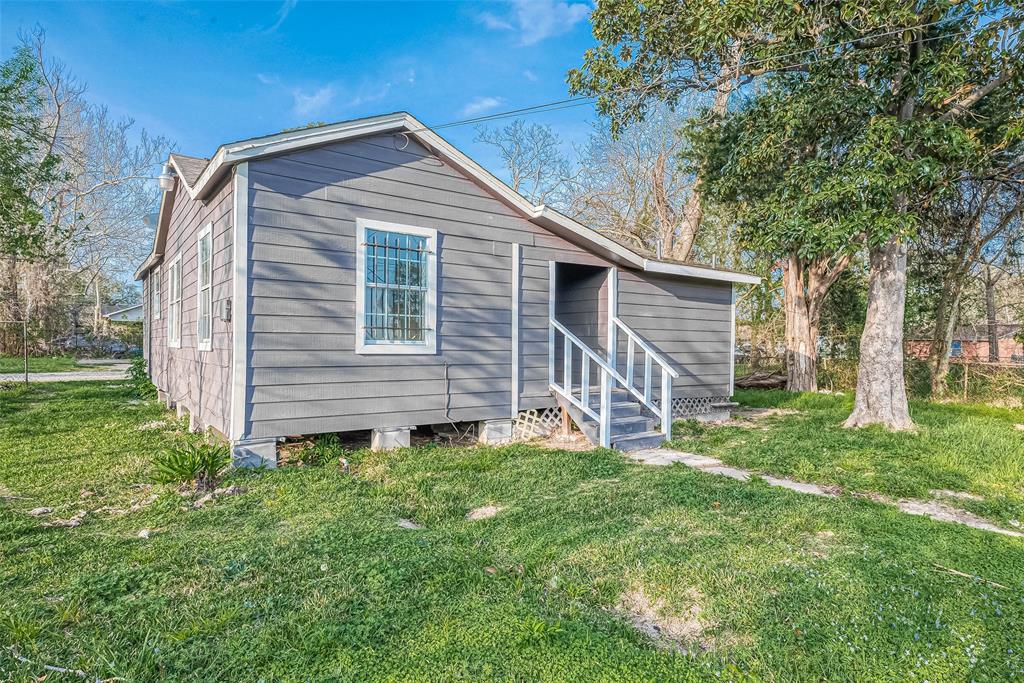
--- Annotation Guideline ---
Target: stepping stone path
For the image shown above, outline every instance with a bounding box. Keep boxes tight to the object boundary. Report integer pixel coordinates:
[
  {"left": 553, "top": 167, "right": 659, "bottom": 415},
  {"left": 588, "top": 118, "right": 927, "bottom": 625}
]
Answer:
[{"left": 629, "top": 448, "right": 1023, "bottom": 538}]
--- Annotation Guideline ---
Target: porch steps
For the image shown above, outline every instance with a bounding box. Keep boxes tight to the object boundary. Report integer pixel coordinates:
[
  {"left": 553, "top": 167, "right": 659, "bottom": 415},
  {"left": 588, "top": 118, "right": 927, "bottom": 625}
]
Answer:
[{"left": 555, "top": 387, "right": 668, "bottom": 451}]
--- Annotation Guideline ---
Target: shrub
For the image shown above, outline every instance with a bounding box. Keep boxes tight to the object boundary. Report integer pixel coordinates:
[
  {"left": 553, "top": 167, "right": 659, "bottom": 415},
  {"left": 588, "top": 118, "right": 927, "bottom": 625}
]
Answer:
[
  {"left": 128, "top": 356, "right": 157, "bottom": 399},
  {"left": 153, "top": 440, "right": 231, "bottom": 491}
]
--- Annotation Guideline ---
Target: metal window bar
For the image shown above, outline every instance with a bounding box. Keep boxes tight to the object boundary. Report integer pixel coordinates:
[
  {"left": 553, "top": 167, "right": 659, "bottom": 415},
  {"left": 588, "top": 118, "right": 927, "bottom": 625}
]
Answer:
[{"left": 364, "top": 230, "right": 430, "bottom": 343}]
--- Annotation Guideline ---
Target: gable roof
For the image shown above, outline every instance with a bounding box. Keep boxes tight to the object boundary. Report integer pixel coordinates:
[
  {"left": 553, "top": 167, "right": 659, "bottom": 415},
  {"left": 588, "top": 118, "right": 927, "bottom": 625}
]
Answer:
[
  {"left": 136, "top": 112, "right": 760, "bottom": 285},
  {"left": 168, "top": 153, "right": 208, "bottom": 186}
]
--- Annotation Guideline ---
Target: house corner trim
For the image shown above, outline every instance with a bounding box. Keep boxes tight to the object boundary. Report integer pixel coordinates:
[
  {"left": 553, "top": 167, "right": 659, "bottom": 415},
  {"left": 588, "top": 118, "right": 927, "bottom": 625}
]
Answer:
[{"left": 229, "top": 162, "right": 250, "bottom": 441}]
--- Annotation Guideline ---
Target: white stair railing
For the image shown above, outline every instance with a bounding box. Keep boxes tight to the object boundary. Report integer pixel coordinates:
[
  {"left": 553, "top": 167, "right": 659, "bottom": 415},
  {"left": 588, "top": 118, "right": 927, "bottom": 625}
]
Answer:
[
  {"left": 549, "top": 318, "right": 618, "bottom": 447},
  {"left": 549, "top": 316, "right": 680, "bottom": 446},
  {"left": 611, "top": 317, "right": 680, "bottom": 438}
]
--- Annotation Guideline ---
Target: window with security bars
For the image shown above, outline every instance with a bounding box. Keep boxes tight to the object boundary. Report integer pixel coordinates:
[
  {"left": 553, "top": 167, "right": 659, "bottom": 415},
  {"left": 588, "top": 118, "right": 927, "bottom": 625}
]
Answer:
[{"left": 363, "top": 228, "right": 429, "bottom": 343}]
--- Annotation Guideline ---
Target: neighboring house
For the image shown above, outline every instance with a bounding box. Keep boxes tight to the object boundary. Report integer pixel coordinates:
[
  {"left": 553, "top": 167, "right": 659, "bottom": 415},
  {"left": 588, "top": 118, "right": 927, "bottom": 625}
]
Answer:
[
  {"left": 103, "top": 304, "right": 145, "bottom": 322},
  {"left": 906, "top": 323, "right": 1023, "bottom": 364},
  {"left": 135, "top": 112, "right": 758, "bottom": 466}
]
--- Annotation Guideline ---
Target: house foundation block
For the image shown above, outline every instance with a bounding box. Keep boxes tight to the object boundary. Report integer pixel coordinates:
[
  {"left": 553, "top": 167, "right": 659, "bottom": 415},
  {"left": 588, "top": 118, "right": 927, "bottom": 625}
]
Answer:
[
  {"left": 372, "top": 427, "right": 411, "bottom": 451},
  {"left": 478, "top": 419, "right": 513, "bottom": 445},
  {"left": 175, "top": 403, "right": 186, "bottom": 419},
  {"left": 232, "top": 438, "right": 278, "bottom": 468},
  {"left": 157, "top": 389, "right": 167, "bottom": 404}
]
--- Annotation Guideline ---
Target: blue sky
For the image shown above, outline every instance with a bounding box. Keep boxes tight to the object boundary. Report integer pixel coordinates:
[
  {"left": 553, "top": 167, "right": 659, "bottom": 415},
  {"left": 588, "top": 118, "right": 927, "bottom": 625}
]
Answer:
[{"left": 0, "top": 0, "right": 600, "bottom": 177}]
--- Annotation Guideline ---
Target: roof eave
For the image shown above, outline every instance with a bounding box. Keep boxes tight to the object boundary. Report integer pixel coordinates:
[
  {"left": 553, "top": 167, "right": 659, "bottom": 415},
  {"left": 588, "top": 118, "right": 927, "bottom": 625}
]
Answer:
[{"left": 641, "top": 259, "right": 762, "bottom": 285}]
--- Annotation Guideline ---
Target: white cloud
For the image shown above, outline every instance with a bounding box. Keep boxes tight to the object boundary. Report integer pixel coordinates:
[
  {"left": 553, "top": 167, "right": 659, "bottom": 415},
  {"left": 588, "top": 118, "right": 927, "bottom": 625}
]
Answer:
[
  {"left": 477, "top": 1, "right": 591, "bottom": 46},
  {"left": 476, "top": 11, "right": 514, "bottom": 31},
  {"left": 263, "top": 0, "right": 298, "bottom": 34},
  {"left": 459, "top": 96, "right": 503, "bottom": 118},
  {"left": 522, "top": 69, "right": 538, "bottom": 82},
  {"left": 256, "top": 73, "right": 280, "bottom": 85},
  {"left": 292, "top": 85, "right": 336, "bottom": 117},
  {"left": 344, "top": 81, "right": 392, "bottom": 109}
]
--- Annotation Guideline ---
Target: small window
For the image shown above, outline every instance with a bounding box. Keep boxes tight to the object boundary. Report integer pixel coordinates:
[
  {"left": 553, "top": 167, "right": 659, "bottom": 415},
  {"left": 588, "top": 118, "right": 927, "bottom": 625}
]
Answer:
[
  {"left": 355, "top": 218, "right": 437, "bottom": 354},
  {"left": 196, "top": 224, "right": 213, "bottom": 351},
  {"left": 167, "top": 254, "right": 182, "bottom": 348},
  {"left": 151, "top": 266, "right": 161, "bottom": 320},
  {"left": 950, "top": 340, "right": 962, "bottom": 357}
]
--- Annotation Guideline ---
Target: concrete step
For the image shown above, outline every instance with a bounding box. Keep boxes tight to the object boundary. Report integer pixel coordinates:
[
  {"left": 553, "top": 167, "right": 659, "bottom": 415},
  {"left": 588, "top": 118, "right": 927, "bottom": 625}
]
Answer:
[
  {"left": 612, "top": 430, "right": 667, "bottom": 452},
  {"left": 610, "top": 401, "right": 641, "bottom": 418},
  {"left": 609, "top": 415, "right": 656, "bottom": 436}
]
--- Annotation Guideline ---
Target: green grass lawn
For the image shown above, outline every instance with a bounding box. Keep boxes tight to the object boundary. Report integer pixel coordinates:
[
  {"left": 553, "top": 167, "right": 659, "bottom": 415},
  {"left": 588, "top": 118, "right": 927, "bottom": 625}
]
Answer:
[
  {"left": 2, "top": 382, "right": 1023, "bottom": 681},
  {"left": 668, "top": 389, "right": 1024, "bottom": 528},
  {"left": 0, "top": 356, "right": 106, "bottom": 374}
]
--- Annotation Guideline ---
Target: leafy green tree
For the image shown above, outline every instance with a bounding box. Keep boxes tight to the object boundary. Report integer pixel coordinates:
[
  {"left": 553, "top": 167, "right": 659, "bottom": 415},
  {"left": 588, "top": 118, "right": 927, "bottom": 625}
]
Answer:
[
  {"left": 0, "top": 45, "right": 62, "bottom": 259},
  {"left": 570, "top": 1, "right": 1023, "bottom": 429}
]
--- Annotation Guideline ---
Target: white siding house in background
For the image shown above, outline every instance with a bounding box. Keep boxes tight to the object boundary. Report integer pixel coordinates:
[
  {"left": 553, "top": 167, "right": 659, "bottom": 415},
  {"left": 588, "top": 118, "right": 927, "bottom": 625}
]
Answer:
[
  {"left": 103, "top": 304, "right": 144, "bottom": 322},
  {"left": 136, "top": 112, "right": 758, "bottom": 466}
]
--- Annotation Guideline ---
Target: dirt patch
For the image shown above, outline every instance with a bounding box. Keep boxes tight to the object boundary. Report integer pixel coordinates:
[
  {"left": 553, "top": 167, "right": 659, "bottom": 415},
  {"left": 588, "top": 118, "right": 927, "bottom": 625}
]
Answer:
[
  {"left": 138, "top": 420, "right": 171, "bottom": 431},
  {"left": 538, "top": 432, "right": 594, "bottom": 451},
  {"left": 1014, "top": 424, "right": 1024, "bottom": 431},
  {"left": 616, "top": 585, "right": 712, "bottom": 654},
  {"left": 466, "top": 505, "right": 503, "bottom": 521},
  {"left": 806, "top": 530, "right": 837, "bottom": 559},
  {"left": 397, "top": 518, "right": 424, "bottom": 530},
  {"left": 28, "top": 507, "right": 53, "bottom": 516},
  {"left": 42, "top": 511, "right": 86, "bottom": 528}
]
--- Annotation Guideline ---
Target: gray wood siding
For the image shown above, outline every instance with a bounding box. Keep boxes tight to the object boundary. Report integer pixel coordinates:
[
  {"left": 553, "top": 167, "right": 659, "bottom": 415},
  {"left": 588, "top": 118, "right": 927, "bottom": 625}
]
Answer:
[
  {"left": 239, "top": 131, "right": 734, "bottom": 438},
  {"left": 246, "top": 134, "right": 574, "bottom": 439},
  {"left": 145, "top": 178, "right": 234, "bottom": 437},
  {"left": 615, "top": 270, "right": 733, "bottom": 398}
]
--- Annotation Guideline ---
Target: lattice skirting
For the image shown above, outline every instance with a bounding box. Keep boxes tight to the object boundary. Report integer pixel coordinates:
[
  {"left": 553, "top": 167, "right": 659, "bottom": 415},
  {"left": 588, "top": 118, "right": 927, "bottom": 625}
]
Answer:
[
  {"left": 513, "top": 407, "right": 562, "bottom": 440},
  {"left": 653, "top": 396, "right": 733, "bottom": 419}
]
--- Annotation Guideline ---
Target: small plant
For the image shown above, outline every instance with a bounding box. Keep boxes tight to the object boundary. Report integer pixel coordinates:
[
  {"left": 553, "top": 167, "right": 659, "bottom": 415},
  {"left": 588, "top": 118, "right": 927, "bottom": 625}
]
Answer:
[
  {"left": 300, "top": 433, "right": 342, "bottom": 466},
  {"left": 153, "top": 440, "right": 231, "bottom": 491},
  {"left": 128, "top": 356, "right": 157, "bottom": 399}
]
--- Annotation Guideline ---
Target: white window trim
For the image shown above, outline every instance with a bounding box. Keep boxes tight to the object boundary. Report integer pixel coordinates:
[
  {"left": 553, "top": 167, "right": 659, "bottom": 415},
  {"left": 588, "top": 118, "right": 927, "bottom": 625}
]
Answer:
[
  {"left": 167, "top": 253, "right": 182, "bottom": 348},
  {"left": 196, "top": 223, "right": 213, "bottom": 352},
  {"left": 152, "top": 265, "right": 161, "bottom": 320},
  {"left": 354, "top": 217, "right": 437, "bottom": 355}
]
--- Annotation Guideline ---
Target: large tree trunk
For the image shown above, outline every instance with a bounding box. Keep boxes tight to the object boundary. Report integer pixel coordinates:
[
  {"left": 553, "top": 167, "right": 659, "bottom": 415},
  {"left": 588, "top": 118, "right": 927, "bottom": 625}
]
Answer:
[
  {"left": 783, "top": 255, "right": 818, "bottom": 392},
  {"left": 985, "top": 266, "right": 1000, "bottom": 362},
  {"left": 781, "top": 252, "right": 851, "bottom": 392},
  {"left": 844, "top": 237, "right": 914, "bottom": 430}
]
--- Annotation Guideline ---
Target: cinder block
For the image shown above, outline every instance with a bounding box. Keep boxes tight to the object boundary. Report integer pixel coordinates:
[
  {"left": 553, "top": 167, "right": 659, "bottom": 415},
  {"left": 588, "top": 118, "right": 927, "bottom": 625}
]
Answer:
[
  {"left": 478, "top": 419, "right": 513, "bottom": 445},
  {"left": 371, "top": 427, "right": 411, "bottom": 451},
  {"left": 231, "top": 438, "right": 278, "bottom": 468}
]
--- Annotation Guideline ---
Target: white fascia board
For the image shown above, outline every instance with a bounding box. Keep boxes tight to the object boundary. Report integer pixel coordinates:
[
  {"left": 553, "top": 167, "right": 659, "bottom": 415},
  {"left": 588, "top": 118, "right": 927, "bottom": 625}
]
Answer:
[
  {"left": 531, "top": 207, "right": 646, "bottom": 269},
  {"left": 191, "top": 113, "right": 411, "bottom": 201},
  {"left": 133, "top": 182, "right": 177, "bottom": 279},
  {"left": 641, "top": 259, "right": 762, "bottom": 285}
]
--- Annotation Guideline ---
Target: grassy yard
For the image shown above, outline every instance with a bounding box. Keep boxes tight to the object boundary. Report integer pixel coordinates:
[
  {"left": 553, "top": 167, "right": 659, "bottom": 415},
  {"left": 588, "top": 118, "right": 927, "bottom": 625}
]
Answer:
[
  {"left": 1, "top": 382, "right": 1023, "bottom": 681},
  {"left": 0, "top": 356, "right": 106, "bottom": 374},
  {"left": 669, "top": 389, "right": 1024, "bottom": 528}
]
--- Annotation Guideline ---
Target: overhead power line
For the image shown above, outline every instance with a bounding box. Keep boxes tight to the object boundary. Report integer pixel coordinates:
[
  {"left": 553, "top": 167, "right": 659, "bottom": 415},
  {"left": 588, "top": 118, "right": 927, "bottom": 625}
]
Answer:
[{"left": 405, "top": 9, "right": 1011, "bottom": 135}]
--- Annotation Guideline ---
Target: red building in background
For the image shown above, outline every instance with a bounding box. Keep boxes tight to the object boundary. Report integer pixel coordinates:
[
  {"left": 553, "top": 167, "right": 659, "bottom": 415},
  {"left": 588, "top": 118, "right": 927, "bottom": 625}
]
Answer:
[{"left": 906, "top": 323, "right": 1023, "bottom": 364}]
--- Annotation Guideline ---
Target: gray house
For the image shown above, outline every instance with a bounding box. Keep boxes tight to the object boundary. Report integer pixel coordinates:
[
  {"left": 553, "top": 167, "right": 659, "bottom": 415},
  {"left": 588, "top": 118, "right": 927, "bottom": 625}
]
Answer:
[{"left": 135, "top": 112, "right": 757, "bottom": 466}]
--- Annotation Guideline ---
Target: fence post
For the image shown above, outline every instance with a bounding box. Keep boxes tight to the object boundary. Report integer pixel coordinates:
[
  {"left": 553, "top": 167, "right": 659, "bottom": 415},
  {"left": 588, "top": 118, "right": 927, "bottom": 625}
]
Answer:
[{"left": 23, "top": 321, "right": 28, "bottom": 384}]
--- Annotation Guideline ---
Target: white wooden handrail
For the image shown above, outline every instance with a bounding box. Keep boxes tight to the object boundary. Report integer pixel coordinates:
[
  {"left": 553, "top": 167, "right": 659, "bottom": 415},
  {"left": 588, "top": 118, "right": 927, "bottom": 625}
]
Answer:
[
  {"left": 549, "top": 316, "right": 674, "bottom": 446},
  {"left": 612, "top": 317, "right": 679, "bottom": 379},
  {"left": 550, "top": 318, "right": 623, "bottom": 383}
]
